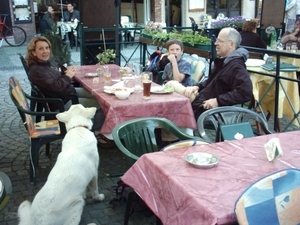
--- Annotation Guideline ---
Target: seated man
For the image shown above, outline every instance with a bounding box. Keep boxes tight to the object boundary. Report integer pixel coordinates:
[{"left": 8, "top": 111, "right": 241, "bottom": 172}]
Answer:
[
  {"left": 63, "top": 3, "right": 80, "bottom": 47},
  {"left": 170, "top": 28, "right": 253, "bottom": 120}
]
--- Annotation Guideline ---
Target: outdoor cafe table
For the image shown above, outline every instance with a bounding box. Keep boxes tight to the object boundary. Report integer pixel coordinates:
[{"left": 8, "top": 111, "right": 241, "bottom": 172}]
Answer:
[
  {"left": 247, "top": 66, "right": 300, "bottom": 127},
  {"left": 74, "top": 64, "right": 197, "bottom": 135},
  {"left": 121, "top": 130, "right": 300, "bottom": 225}
]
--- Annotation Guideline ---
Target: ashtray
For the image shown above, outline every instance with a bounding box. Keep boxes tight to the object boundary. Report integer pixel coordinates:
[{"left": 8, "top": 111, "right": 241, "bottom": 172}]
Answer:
[{"left": 185, "top": 152, "right": 219, "bottom": 169}]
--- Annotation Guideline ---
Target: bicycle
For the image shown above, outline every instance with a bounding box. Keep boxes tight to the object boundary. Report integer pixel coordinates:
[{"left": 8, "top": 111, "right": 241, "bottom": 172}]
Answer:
[{"left": 0, "top": 14, "right": 27, "bottom": 47}]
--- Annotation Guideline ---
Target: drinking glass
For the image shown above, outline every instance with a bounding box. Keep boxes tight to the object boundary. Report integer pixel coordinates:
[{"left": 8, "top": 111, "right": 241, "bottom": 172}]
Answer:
[
  {"left": 103, "top": 66, "right": 111, "bottom": 84},
  {"left": 291, "top": 42, "right": 298, "bottom": 52},
  {"left": 132, "top": 63, "right": 143, "bottom": 90},
  {"left": 286, "top": 43, "right": 291, "bottom": 51},
  {"left": 142, "top": 72, "right": 152, "bottom": 100}
]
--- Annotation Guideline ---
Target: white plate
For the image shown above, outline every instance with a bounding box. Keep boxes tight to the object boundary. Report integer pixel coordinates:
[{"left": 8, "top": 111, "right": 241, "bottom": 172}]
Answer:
[
  {"left": 104, "top": 87, "right": 134, "bottom": 94},
  {"left": 150, "top": 86, "right": 173, "bottom": 94},
  {"left": 185, "top": 152, "right": 219, "bottom": 169},
  {"left": 85, "top": 72, "right": 99, "bottom": 77},
  {"left": 245, "top": 59, "right": 265, "bottom": 67}
]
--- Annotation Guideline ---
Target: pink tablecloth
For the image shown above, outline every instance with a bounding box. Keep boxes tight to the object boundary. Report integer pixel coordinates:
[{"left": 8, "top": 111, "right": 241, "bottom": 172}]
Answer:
[
  {"left": 74, "top": 64, "right": 197, "bottom": 134},
  {"left": 121, "top": 131, "right": 300, "bottom": 225}
]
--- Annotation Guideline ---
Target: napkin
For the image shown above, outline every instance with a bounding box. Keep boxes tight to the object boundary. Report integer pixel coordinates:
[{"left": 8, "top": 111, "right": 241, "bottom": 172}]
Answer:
[
  {"left": 104, "top": 81, "right": 124, "bottom": 90},
  {"left": 264, "top": 138, "right": 283, "bottom": 161}
]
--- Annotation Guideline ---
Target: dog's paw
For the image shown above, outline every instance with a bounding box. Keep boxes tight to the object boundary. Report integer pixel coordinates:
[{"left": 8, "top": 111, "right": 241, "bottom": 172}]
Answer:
[
  {"left": 87, "top": 223, "right": 97, "bottom": 225},
  {"left": 93, "top": 193, "right": 105, "bottom": 201}
]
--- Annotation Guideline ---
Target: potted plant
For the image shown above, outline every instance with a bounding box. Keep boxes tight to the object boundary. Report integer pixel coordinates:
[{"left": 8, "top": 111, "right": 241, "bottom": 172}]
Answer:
[
  {"left": 141, "top": 21, "right": 164, "bottom": 38},
  {"left": 176, "top": 30, "right": 211, "bottom": 47},
  {"left": 43, "top": 30, "right": 71, "bottom": 66},
  {"left": 210, "top": 16, "right": 246, "bottom": 30},
  {"left": 96, "top": 49, "right": 116, "bottom": 65}
]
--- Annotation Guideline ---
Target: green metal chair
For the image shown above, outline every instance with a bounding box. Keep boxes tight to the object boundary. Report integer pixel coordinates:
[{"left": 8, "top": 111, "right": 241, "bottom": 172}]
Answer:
[
  {"left": 197, "top": 106, "right": 274, "bottom": 143},
  {"left": 8, "top": 76, "right": 67, "bottom": 184},
  {"left": 112, "top": 117, "right": 205, "bottom": 225},
  {"left": 112, "top": 117, "right": 204, "bottom": 161}
]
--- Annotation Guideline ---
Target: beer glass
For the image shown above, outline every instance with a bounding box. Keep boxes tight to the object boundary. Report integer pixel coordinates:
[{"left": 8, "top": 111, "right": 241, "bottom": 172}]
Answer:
[{"left": 142, "top": 72, "right": 152, "bottom": 99}]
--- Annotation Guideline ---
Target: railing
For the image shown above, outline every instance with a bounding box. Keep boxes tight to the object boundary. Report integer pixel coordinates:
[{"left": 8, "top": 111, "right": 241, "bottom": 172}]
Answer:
[
  {"left": 77, "top": 24, "right": 300, "bottom": 132},
  {"left": 77, "top": 23, "right": 197, "bottom": 66},
  {"left": 243, "top": 46, "right": 300, "bottom": 132}
]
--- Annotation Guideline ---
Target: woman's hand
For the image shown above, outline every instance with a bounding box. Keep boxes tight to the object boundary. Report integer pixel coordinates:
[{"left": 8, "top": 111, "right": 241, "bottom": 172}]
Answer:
[
  {"left": 184, "top": 86, "right": 199, "bottom": 98},
  {"left": 65, "top": 66, "right": 76, "bottom": 78}
]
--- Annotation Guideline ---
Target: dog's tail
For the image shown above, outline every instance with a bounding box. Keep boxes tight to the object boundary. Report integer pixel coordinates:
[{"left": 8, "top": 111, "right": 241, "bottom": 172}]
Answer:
[{"left": 18, "top": 200, "right": 31, "bottom": 225}]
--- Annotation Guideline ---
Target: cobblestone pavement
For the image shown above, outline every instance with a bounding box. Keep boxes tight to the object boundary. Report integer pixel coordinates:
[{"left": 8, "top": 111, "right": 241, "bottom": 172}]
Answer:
[{"left": 0, "top": 41, "right": 156, "bottom": 225}]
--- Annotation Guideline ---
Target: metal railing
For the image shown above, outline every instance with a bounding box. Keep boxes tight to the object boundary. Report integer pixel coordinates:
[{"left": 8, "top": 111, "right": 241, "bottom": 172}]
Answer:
[{"left": 77, "top": 24, "right": 299, "bottom": 132}]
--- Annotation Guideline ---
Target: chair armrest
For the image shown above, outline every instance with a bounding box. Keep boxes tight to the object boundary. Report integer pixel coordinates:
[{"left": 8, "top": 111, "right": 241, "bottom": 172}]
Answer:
[
  {"left": 15, "top": 94, "right": 67, "bottom": 135},
  {"left": 25, "top": 92, "right": 65, "bottom": 112},
  {"left": 162, "top": 119, "right": 207, "bottom": 142},
  {"left": 33, "top": 85, "right": 79, "bottom": 105}
]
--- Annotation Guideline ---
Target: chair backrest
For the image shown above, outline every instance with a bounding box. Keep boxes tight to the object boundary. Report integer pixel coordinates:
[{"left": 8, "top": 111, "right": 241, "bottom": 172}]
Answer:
[
  {"left": 190, "top": 60, "right": 205, "bottom": 85},
  {"left": 234, "top": 168, "right": 300, "bottom": 225},
  {"left": 9, "top": 76, "right": 64, "bottom": 138},
  {"left": 8, "top": 76, "right": 37, "bottom": 136},
  {"left": 121, "top": 15, "right": 131, "bottom": 25},
  {"left": 18, "top": 53, "right": 29, "bottom": 76},
  {"left": 197, "top": 106, "right": 274, "bottom": 142},
  {"left": 112, "top": 117, "right": 201, "bottom": 161}
]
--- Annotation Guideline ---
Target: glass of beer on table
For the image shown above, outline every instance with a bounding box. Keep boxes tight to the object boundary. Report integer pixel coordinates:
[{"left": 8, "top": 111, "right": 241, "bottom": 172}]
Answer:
[{"left": 142, "top": 71, "right": 152, "bottom": 99}]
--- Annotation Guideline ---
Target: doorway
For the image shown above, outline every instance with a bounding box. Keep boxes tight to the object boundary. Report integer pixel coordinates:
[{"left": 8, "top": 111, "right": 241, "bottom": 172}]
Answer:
[
  {"left": 0, "top": 0, "right": 12, "bottom": 27},
  {"left": 207, "top": 0, "right": 241, "bottom": 19}
]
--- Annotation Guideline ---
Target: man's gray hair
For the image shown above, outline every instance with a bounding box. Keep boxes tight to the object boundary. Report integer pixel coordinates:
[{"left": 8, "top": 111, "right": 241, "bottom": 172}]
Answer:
[{"left": 223, "top": 27, "right": 242, "bottom": 48}]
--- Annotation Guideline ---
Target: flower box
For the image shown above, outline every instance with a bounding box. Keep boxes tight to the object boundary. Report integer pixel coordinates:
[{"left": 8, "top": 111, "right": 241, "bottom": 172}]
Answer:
[{"left": 210, "top": 16, "right": 246, "bottom": 30}]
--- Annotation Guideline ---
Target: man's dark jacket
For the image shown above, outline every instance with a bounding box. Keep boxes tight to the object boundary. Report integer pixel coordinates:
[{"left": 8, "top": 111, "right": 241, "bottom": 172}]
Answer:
[{"left": 192, "top": 47, "right": 253, "bottom": 119}]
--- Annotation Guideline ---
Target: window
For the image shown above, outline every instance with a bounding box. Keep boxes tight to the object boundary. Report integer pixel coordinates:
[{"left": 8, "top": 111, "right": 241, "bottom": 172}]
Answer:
[{"left": 12, "top": 0, "right": 32, "bottom": 23}]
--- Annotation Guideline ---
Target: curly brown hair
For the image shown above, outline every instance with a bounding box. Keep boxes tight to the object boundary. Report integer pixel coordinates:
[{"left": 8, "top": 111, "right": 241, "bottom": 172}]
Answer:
[
  {"left": 26, "top": 36, "right": 52, "bottom": 67},
  {"left": 242, "top": 21, "right": 257, "bottom": 32}
]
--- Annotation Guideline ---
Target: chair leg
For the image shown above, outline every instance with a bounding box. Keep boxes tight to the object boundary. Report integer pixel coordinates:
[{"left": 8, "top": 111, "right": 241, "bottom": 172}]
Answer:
[
  {"left": 124, "top": 190, "right": 135, "bottom": 225},
  {"left": 30, "top": 139, "right": 41, "bottom": 185},
  {"left": 46, "top": 143, "right": 50, "bottom": 156}
]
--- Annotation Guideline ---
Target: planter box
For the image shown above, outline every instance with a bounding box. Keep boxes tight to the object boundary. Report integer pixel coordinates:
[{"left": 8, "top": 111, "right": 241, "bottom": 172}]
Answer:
[
  {"left": 141, "top": 33, "right": 152, "bottom": 39},
  {"left": 183, "top": 42, "right": 212, "bottom": 51}
]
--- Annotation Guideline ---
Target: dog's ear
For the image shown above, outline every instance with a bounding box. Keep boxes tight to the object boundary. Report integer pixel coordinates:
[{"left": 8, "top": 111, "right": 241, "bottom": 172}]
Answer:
[
  {"left": 85, "top": 107, "right": 97, "bottom": 119},
  {"left": 56, "top": 111, "right": 69, "bottom": 123}
]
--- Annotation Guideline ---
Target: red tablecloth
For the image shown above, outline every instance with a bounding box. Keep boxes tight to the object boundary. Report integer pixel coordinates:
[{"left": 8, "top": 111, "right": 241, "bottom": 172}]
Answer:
[
  {"left": 121, "top": 131, "right": 300, "bottom": 225},
  {"left": 74, "top": 64, "right": 197, "bottom": 134}
]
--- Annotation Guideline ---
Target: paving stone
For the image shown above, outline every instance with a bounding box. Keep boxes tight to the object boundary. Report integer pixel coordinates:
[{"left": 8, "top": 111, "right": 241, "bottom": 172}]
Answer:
[{"left": 0, "top": 43, "right": 159, "bottom": 225}]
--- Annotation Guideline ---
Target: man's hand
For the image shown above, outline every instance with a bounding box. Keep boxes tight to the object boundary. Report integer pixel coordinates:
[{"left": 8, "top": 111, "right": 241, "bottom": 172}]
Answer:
[{"left": 203, "top": 98, "right": 218, "bottom": 109}]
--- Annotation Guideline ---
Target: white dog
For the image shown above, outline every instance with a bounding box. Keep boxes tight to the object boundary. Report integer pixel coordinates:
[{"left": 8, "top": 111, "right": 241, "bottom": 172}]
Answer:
[{"left": 18, "top": 104, "right": 105, "bottom": 225}]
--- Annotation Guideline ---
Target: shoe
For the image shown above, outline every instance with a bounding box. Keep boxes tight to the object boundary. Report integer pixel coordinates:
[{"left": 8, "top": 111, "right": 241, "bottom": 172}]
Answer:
[{"left": 96, "top": 134, "right": 116, "bottom": 148}]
